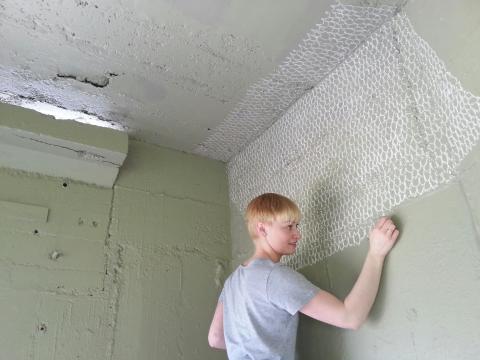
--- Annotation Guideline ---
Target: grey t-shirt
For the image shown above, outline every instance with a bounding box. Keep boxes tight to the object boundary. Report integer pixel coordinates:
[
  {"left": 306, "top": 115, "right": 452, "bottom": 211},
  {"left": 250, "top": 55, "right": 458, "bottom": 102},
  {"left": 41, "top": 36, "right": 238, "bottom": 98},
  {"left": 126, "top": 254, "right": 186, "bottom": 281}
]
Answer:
[{"left": 219, "top": 258, "right": 320, "bottom": 360}]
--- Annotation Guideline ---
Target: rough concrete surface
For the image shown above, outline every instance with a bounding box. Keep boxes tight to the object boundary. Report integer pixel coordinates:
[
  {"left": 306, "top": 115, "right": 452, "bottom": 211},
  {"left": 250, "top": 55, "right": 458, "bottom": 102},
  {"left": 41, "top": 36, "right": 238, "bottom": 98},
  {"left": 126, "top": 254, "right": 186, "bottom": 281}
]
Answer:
[
  {"left": 0, "top": 0, "right": 339, "bottom": 154},
  {"left": 0, "top": 139, "right": 230, "bottom": 360},
  {"left": 1, "top": 0, "right": 480, "bottom": 359},
  {"left": 109, "top": 140, "right": 230, "bottom": 360},
  {"left": 298, "top": 149, "right": 480, "bottom": 359},
  {"left": 0, "top": 168, "right": 114, "bottom": 360},
  {"left": 225, "top": 0, "right": 480, "bottom": 358}
]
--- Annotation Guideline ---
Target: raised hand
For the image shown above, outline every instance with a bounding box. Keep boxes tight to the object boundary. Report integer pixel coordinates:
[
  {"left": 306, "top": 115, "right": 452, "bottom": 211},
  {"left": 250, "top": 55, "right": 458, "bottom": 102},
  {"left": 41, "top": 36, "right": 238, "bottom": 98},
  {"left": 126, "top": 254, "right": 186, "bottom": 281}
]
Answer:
[{"left": 368, "top": 217, "right": 399, "bottom": 259}]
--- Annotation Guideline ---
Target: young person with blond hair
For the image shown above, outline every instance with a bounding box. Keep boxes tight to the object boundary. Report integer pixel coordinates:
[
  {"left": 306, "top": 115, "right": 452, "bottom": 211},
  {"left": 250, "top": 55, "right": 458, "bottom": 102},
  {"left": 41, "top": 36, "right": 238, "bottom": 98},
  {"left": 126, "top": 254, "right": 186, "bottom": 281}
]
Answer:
[{"left": 208, "top": 193, "right": 399, "bottom": 359}]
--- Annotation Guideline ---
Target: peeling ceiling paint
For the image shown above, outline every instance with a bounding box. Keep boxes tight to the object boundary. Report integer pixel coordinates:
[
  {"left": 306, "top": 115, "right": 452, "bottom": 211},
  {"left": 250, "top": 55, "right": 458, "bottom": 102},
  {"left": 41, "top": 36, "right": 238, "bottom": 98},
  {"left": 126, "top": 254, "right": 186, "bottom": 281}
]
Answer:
[{"left": 0, "top": 0, "right": 402, "bottom": 158}]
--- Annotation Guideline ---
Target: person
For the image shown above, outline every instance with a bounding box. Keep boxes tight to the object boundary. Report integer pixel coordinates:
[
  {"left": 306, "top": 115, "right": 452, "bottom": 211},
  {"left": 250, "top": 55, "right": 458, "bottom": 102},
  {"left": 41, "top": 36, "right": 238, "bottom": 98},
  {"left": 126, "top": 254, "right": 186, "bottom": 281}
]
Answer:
[{"left": 208, "top": 192, "right": 399, "bottom": 359}]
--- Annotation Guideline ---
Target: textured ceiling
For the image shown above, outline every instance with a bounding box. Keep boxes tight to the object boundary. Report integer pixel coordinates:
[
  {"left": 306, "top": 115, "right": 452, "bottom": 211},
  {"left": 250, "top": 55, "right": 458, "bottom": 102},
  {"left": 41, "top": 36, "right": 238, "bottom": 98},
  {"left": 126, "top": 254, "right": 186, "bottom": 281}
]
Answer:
[{"left": 0, "top": 0, "right": 403, "bottom": 159}]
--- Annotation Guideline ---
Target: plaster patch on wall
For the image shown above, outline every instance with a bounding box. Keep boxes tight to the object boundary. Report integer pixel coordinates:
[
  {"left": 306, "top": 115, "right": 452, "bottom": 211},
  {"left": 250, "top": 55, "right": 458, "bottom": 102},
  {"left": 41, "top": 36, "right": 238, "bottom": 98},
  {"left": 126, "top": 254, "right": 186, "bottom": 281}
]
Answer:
[{"left": 227, "top": 7, "right": 480, "bottom": 269}]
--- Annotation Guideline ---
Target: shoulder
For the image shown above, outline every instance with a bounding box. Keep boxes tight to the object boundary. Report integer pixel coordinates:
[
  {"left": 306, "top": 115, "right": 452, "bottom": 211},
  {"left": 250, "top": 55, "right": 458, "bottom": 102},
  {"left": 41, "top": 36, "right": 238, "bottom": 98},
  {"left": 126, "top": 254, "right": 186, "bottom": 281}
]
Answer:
[
  {"left": 268, "top": 262, "right": 304, "bottom": 282},
  {"left": 266, "top": 263, "right": 320, "bottom": 314},
  {"left": 266, "top": 263, "right": 314, "bottom": 295}
]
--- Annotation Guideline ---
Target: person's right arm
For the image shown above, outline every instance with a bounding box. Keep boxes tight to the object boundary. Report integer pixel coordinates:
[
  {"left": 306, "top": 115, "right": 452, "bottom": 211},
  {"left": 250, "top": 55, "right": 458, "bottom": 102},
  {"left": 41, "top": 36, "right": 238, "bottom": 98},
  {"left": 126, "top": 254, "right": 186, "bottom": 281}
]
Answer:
[
  {"left": 300, "top": 217, "right": 399, "bottom": 330},
  {"left": 208, "top": 301, "right": 226, "bottom": 350}
]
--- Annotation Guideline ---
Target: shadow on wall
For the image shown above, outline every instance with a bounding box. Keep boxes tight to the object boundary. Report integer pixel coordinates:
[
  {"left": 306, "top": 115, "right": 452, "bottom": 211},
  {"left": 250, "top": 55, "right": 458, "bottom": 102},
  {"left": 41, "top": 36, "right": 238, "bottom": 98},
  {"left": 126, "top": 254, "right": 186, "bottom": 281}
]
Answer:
[{"left": 292, "top": 178, "right": 345, "bottom": 268}]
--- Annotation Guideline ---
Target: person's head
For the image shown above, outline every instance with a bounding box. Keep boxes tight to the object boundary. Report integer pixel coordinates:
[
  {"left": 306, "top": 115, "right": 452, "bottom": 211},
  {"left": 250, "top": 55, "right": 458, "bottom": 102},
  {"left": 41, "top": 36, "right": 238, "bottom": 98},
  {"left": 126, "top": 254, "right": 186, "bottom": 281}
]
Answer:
[{"left": 245, "top": 193, "right": 301, "bottom": 260}]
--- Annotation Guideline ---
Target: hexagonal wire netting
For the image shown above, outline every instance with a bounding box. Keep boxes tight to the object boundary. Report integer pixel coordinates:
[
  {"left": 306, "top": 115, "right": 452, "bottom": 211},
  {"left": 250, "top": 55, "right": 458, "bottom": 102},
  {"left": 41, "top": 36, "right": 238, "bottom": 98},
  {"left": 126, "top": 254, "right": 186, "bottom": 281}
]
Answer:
[{"left": 198, "top": 4, "right": 480, "bottom": 269}]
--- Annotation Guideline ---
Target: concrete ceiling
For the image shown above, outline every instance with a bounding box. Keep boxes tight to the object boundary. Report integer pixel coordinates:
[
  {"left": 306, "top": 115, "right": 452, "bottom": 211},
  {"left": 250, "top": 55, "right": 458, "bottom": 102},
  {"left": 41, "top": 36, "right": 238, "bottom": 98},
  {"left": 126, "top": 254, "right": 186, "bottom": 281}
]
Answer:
[
  {"left": 0, "top": 0, "right": 424, "bottom": 160},
  {"left": 0, "top": 0, "right": 402, "bottom": 159}
]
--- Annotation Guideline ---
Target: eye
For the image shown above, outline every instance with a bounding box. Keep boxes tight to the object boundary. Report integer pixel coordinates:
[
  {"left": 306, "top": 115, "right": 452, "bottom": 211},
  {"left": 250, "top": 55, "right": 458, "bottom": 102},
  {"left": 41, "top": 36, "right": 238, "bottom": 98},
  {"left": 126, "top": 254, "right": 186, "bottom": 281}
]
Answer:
[{"left": 287, "top": 223, "right": 299, "bottom": 230}]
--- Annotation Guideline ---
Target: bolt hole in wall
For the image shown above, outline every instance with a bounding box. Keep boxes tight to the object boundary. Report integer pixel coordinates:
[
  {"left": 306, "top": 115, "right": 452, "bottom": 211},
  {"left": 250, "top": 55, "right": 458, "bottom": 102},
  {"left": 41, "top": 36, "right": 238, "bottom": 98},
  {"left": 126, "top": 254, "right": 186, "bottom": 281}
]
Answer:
[
  {"left": 37, "top": 323, "right": 47, "bottom": 334},
  {"left": 78, "top": 217, "right": 98, "bottom": 227}
]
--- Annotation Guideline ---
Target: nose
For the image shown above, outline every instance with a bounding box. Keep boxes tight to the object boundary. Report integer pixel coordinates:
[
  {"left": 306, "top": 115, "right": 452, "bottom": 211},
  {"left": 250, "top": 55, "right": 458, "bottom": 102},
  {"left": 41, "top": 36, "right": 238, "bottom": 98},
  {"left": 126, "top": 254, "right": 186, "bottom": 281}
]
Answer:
[{"left": 293, "top": 227, "right": 301, "bottom": 239}]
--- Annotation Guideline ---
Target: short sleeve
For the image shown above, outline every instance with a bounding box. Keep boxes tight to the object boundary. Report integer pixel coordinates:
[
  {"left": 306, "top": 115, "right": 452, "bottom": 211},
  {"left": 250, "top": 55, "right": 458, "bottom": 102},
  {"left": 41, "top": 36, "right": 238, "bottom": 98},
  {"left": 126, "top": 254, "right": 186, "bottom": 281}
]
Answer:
[
  {"left": 219, "top": 285, "right": 225, "bottom": 303},
  {"left": 266, "top": 265, "right": 320, "bottom": 315}
]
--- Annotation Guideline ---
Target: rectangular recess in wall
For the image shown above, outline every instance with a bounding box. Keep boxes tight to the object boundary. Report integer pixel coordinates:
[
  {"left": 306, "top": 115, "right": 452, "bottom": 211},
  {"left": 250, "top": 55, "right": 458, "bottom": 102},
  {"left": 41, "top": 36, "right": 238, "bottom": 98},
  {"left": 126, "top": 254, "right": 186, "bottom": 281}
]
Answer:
[{"left": 0, "top": 200, "right": 49, "bottom": 222}]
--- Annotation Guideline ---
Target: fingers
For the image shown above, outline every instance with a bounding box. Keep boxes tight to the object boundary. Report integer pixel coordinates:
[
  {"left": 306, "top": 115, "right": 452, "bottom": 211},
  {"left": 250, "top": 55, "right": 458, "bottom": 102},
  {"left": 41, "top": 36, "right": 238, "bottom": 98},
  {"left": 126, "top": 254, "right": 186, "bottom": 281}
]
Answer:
[
  {"left": 375, "top": 217, "right": 388, "bottom": 229},
  {"left": 382, "top": 219, "right": 399, "bottom": 241},
  {"left": 386, "top": 226, "right": 395, "bottom": 237},
  {"left": 372, "top": 216, "right": 400, "bottom": 241},
  {"left": 375, "top": 217, "right": 398, "bottom": 239},
  {"left": 392, "top": 229, "right": 400, "bottom": 242},
  {"left": 380, "top": 218, "right": 393, "bottom": 232}
]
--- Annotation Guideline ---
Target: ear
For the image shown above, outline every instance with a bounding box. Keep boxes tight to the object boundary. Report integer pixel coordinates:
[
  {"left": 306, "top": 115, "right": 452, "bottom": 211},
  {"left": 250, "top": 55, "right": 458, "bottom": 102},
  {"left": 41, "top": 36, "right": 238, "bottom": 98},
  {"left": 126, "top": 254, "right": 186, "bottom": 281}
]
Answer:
[{"left": 256, "top": 222, "right": 267, "bottom": 238}]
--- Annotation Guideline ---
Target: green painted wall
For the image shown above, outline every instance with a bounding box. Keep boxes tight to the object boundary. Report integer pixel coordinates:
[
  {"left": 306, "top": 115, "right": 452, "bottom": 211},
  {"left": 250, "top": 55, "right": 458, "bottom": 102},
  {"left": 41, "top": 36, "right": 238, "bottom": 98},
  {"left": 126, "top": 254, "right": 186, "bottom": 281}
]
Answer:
[
  {"left": 110, "top": 140, "right": 230, "bottom": 360},
  {"left": 0, "top": 137, "right": 230, "bottom": 359},
  {"left": 297, "top": 141, "right": 480, "bottom": 359},
  {"left": 405, "top": 0, "right": 480, "bottom": 97},
  {"left": 228, "top": 2, "right": 480, "bottom": 359},
  {"left": 295, "top": 3, "right": 480, "bottom": 359},
  {"left": 0, "top": 167, "right": 115, "bottom": 359}
]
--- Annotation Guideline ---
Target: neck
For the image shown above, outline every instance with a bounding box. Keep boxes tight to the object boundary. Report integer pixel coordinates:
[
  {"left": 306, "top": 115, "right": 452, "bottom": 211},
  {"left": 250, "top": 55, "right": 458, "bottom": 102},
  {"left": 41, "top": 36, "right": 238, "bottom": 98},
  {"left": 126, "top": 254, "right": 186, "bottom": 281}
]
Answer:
[{"left": 251, "top": 241, "right": 282, "bottom": 263}]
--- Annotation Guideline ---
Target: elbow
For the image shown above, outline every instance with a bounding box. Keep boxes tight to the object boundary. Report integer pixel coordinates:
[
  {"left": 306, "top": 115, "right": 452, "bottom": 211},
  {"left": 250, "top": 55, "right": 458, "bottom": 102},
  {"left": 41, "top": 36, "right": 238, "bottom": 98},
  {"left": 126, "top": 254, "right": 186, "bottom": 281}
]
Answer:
[
  {"left": 342, "top": 311, "right": 365, "bottom": 331},
  {"left": 348, "top": 321, "right": 362, "bottom": 331},
  {"left": 346, "top": 316, "right": 365, "bottom": 331},
  {"left": 208, "top": 333, "right": 225, "bottom": 349},
  {"left": 207, "top": 334, "right": 217, "bottom": 348},
  {"left": 342, "top": 305, "right": 367, "bottom": 331}
]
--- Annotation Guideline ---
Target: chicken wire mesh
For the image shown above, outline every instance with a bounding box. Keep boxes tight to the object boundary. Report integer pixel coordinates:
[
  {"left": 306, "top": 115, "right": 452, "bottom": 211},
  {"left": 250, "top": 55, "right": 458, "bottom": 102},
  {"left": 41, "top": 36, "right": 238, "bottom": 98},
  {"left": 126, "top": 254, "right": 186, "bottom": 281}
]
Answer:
[
  {"left": 195, "top": 4, "right": 398, "bottom": 161},
  {"left": 223, "top": 5, "right": 480, "bottom": 269}
]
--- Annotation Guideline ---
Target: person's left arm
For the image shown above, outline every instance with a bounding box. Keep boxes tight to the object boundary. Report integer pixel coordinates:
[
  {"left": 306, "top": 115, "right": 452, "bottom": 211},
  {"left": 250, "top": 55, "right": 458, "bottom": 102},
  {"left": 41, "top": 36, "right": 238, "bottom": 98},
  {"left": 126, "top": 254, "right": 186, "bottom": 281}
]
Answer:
[
  {"left": 300, "top": 217, "right": 399, "bottom": 330},
  {"left": 208, "top": 301, "right": 226, "bottom": 350}
]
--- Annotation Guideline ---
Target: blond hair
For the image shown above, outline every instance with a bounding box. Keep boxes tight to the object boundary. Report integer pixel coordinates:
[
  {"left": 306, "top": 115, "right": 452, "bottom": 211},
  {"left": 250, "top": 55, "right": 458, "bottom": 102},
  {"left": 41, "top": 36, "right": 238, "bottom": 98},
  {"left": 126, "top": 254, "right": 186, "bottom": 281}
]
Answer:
[{"left": 245, "top": 193, "right": 301, "bottom": 239}]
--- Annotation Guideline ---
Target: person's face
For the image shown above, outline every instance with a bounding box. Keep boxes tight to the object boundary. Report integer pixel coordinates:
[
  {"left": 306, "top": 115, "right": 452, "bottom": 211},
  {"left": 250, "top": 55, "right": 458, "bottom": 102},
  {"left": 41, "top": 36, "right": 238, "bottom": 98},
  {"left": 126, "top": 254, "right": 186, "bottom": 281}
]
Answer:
[{"left": 261, "top": 219, "right": 301, "bottom": 256}]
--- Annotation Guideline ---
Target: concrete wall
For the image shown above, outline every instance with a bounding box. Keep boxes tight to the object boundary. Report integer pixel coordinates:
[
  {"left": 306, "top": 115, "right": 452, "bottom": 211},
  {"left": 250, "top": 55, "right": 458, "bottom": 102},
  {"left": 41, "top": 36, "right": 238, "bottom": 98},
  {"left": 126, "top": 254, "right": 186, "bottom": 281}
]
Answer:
[
  {"left": 0, "top": 167, "right": 114, "bottom": 360},
  {"left": 226, "top": 1, "right": 480, "bottom": 359},
  {"left": 405, "top": 0, "right": 480, "bottom": 97},
  {"left": 110, "top": 140, "right": 230, "bottom": 360},
  {"left": 296, "top": 2, "right": 480, "bottom": 359},
  {"left": 0, "top": 137, "right": 230, "bottom": 359},
  {"left": 297, "top": 141, "right": 480, "bottom": 359}
]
